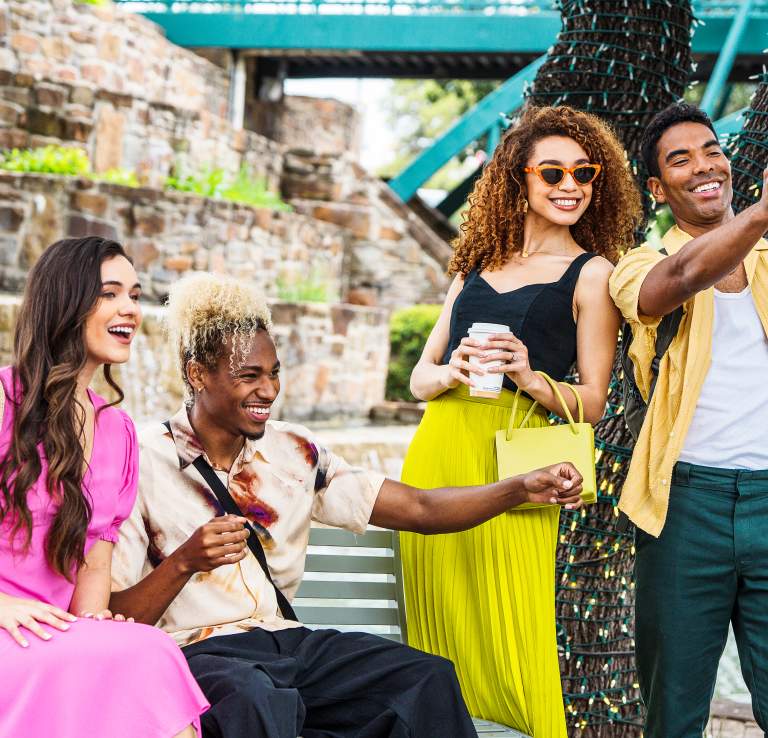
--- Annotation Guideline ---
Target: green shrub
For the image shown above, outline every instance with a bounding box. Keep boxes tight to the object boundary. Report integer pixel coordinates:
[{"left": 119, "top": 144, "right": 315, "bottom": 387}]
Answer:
[
  {"left": 0, "top": 146, "right": 90, "bottom": 176},
  {"left": 166, "top": 164, "right": 292, "bottom": 211},
  {"left": 385, "top": 304, "right": 442, "bottom": 402},
  {"left": 276, "top": 270, "right": 336, "bottom": 303},
  {"left": 165, "top": 166, "right": 226, "bottom": 199},
  {"left": 222, "top": 166, "right": 292, "bottom": 212},
  {"left": 91, "top": 168, "right": 140, "bottom": 187}
]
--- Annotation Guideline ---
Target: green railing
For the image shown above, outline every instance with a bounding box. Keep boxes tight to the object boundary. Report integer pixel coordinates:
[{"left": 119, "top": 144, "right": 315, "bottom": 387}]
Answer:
[
  {"left": 117, "top": 0, "right": 556, "bottom": 14},
  {"left": 116, "top": 0, "right": 768, "bottom": 14}
]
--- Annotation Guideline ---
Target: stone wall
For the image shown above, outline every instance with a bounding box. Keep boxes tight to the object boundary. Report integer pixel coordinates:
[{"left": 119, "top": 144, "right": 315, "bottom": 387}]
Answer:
[
  {"left": 0, "top": 162, "right": 450, "bottom": 313},
  {"left": 284, "top": 152, "right": 452, "bottom": 308},
  {"left": 0, "top": 171, "right": 348, "bottom": 303},
  {"left": 249, "top": 95, "right": 360, "bottom": 158},
  {"left": 0, "top": 0, "right": 455, "bottom": 422},
  {"left": 0, "top": 0, "right": 454, "bottom": 312},
  {"left": 0, "top": 0, "right": 283, "bottom": 188},
  {"left": 0, "top": 295, "right": 389, "bottom": 423}
]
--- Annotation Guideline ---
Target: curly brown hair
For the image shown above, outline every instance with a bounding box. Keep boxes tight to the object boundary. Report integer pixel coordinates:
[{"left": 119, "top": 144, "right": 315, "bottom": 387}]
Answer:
[{"left": 448, "top": 105, "right": 643, "bottom": 276}]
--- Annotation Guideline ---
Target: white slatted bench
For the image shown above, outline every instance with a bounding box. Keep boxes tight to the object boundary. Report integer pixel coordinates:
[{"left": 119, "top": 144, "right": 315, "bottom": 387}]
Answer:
[{"left": 294, "top": 528, "right": 531, "bottom": 738}]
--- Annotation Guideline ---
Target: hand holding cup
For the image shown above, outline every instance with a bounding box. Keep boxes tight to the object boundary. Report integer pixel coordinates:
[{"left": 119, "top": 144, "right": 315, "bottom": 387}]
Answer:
[
  {"left": 444, "top": 337, "right": 488, "bottom": 390},
  {"left": 480, "top": 332, "right": 537, "bottom": 391}
]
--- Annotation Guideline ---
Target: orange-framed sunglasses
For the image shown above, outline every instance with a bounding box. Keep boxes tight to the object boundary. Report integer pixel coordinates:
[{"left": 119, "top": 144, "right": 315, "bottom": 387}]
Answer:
[{"left": 523, "top": 163, "right": 602, "bottom": 186}]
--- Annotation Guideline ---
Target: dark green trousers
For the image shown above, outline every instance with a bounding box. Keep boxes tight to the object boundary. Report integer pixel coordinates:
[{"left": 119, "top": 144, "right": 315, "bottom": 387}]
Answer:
[{"left": 635, "top": 462, "right": 768, "bottom": 737}]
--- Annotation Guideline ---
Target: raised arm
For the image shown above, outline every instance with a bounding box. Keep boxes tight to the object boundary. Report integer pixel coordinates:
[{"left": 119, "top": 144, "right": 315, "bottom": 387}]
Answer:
[
  {"left": 639, "top": 168, "right": 768, "bottom": 318},
  {"left": 369, "top": 462, "right": 583, "bottom": 534}
]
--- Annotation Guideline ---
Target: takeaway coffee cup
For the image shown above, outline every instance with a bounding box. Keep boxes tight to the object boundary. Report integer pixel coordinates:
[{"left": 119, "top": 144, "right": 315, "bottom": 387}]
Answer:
[{"left": 467, "top": 322, "right": 509, "bottom": 398}]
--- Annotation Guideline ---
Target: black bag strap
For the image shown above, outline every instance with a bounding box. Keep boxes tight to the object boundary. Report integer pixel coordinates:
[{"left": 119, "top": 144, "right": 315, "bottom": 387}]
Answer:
[
  {"left": 163, "top": 421, "right": 298, "bottom": 621},
  {"left": 648, "top": 247, "right": 684, "bottom": 395}
]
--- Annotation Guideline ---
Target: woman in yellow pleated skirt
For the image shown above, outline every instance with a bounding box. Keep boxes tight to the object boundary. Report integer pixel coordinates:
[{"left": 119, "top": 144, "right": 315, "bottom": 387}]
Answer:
[
  {"left": 401, "top": 106, "right": 642, "bottom": 737},
  {"left": 401, "top": 386, "right": 564, "bottom": 736}
]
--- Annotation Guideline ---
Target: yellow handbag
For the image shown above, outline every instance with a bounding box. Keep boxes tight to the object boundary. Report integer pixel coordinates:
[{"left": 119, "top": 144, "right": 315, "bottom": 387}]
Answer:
[{"left": 495, "top": 371, "right": 597, "bottom": 510}]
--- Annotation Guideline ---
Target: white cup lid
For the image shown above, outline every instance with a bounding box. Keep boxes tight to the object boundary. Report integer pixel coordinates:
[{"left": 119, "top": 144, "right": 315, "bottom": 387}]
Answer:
[{"left": 468, "top": 322, "right": 509, "bottom": 334}]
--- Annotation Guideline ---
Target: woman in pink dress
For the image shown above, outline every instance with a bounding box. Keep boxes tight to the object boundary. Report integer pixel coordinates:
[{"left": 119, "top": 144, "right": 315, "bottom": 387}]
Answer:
[{"left": 0, "top": 237, "right": 209, "bottom": 738}]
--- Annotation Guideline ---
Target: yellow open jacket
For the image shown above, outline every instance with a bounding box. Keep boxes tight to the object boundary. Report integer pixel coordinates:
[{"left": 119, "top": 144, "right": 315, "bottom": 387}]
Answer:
[{"left": 609, "top": 225, "right": 768, "bottom": 536}]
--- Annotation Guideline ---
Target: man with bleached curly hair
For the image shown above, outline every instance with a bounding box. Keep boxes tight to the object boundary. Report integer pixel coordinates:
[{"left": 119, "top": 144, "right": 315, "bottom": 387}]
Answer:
[{"left": 110, "top": 272, "right": 583, "bottom": 738}]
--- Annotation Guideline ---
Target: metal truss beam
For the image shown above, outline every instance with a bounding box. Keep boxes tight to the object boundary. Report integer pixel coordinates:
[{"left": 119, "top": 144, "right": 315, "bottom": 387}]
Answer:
[{"left": 388, "top": 56, "right": 546, "bottom": 202}]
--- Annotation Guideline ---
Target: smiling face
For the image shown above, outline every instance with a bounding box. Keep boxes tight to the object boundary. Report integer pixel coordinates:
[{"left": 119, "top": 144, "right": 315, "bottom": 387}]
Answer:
[
  {"left": 191, "top": 329, "right": 280, "bottom": 441},
  {"left": 83, "top": 255, "right": 141, "bottom": 370},
  {"left": 523, "top": 135, "right": 594, "bottom": 226},
  {"left": 649, "top": 121, "right": 732, "bottom": 231}
]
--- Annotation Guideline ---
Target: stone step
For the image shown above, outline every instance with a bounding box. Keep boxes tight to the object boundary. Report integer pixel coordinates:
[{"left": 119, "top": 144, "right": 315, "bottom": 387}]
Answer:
[{"left": 709, "top": 699, "right": 760, "bottom": 737}]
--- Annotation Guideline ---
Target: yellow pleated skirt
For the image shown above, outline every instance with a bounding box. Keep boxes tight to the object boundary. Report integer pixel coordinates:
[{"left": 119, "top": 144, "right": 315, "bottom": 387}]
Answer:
[{"left": 400, "top": 385, "right": 566, "bottom": 738}]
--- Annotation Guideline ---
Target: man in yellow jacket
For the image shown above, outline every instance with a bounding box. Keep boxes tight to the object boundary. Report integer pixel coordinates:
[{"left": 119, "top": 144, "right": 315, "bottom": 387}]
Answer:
[{"left": 610, "top": 102, "right": 768, "bottom": 737}]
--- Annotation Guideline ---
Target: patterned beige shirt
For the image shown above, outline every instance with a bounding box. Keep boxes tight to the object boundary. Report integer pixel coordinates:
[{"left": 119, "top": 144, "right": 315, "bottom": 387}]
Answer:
[{"left": 111, "top": 406, "right": 385, "bottom": 647}]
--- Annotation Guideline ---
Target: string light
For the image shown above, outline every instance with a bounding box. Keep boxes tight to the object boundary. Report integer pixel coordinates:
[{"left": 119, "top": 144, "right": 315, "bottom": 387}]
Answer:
[
  {"left": 729, "top": 74, "right": 768, "bottom": 212},
  {"left": 524, "top": 1, "right": 695, "bottom": 733}
]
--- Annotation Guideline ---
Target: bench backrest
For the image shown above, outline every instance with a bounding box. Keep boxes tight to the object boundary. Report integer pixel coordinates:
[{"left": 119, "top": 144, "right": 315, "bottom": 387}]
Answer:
[
  {"left": 294, "top": 527, "right": 529, "bottom": 738},
  {"left": 294, "top": 527, "right": 407, "bottom": 643}
]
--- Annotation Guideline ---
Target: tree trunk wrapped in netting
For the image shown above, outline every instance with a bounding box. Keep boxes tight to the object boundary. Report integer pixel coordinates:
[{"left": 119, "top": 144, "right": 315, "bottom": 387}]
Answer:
[
  {"left": 730, "top": 75, "right": 768, "bottom": 214},
  {"left": 523, "top": 2, "right": 694, "bottom": 734}
]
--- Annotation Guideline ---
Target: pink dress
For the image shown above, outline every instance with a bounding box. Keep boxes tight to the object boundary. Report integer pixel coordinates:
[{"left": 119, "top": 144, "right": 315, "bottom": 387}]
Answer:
[{"left": 0, "top": 367, "right": 209, "bottom": 738}]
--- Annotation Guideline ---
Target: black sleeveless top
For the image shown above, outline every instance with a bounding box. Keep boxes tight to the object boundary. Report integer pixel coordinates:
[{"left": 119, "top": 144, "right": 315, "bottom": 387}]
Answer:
[{"left": 442, "top": 252, "right": 597, "bottom": 393}]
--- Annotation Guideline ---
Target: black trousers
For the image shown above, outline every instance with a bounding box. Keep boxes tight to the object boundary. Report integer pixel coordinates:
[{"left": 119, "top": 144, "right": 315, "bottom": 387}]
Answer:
[{"left": 183, "top": 627, "right": 477, "bottom": 738}]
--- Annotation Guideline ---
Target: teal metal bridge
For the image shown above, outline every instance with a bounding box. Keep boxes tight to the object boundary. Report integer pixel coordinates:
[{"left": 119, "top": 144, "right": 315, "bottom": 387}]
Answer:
[
  {"left": 118, "top": 0, "right": 767, "bottom": 208},
  {"left": 118, "top": 1, "right": 768, "bottom": 78}
]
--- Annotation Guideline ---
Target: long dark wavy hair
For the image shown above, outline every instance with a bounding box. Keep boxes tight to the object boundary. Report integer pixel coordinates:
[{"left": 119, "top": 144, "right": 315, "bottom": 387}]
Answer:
[{"left": 0, "top": 237, "right": 128, "bottom": 579}]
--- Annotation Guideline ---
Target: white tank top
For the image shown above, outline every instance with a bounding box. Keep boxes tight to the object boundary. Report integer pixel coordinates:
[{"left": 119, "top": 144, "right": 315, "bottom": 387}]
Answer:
[{"left": 678, "top": 286, "right": 768, "bottom": 470}]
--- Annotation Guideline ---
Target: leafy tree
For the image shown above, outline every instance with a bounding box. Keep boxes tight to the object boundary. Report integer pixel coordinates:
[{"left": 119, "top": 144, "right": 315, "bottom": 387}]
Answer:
[{"left": 378, "top": 79, "right": 498, "bottom": 189}]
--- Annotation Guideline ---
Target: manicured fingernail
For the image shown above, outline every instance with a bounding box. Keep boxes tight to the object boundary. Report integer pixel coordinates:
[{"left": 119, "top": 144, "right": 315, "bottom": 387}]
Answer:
[
  {"left": 82, "top": 612, "right": 92, "bottom": 618},
  {"left": 563, "top": 480, "right": 573, "bottom": 489},
  {"left": 550, "top": 497, "right": 557, "bottom": 504},
  {"left": 67, "top": 614, "right": 77, "bottom": 621},
  {"left": 43, "top": 633, "right": 51, "bottom": 640},
  {"left": 565, "top": 504, "right": 574, "bottom": 510},
  {"left": 61, "top": 624, "right": 69, "bottom": 630},
  {"left": 20, "top": 640, "right": 28, "bottom": 648}
]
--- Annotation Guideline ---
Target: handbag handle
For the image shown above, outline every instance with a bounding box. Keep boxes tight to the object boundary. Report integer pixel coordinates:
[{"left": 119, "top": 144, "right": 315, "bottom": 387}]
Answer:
[{"left": 507, "top": 372, "right": 584, "bottom": 440}]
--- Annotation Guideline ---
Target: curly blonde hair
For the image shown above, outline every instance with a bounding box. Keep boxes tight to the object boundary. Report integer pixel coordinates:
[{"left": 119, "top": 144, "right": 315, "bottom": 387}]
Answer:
[
  {"left": 448, "top": 105, "right": 643, "bottom": 276},
  {"left": 166, "top": 272, "right": 273, "bottom": 400}
]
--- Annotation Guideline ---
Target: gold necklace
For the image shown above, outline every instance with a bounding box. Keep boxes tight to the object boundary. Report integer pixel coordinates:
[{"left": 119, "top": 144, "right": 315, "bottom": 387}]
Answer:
[{"left": 520, "top": 248, "right": 570, "bottom": 258}]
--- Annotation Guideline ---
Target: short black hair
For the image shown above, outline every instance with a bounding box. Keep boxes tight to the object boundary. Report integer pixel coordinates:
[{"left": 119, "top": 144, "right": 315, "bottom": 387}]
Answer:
[{"left": 640, "top": 103, "right": 718, "bottom": 178}]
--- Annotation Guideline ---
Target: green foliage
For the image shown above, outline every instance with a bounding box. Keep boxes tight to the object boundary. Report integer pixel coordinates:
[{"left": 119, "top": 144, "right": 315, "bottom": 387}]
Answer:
[
  {"left": 378, "top": 79, "right": 499, "bottom": 190},
  {"left": 91, "top": 168, "right": 140, "bottom": 187},
  {"left": 166, "top": 164, "right": 291, "bottom": 211},
  {"left": 165, "top": 166, "right": 226, "bottom": 198},
  {"left": 0, "top": 145, "right": 90, "bottom": 176},
  {"left": 644, "top": 205, "right": 675, "bottom": 250},
  {"left": 684, "top": 80, "right": 757, "bottom": 119},
  {"left": 276, "top": 270, "right": 336, "bottom": 303},
  {"left": 221, "top": 167, "right": 292, "bottom": 211},
  {"left": 385, "top": 304, "right": 442, "bottom": 402}
]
